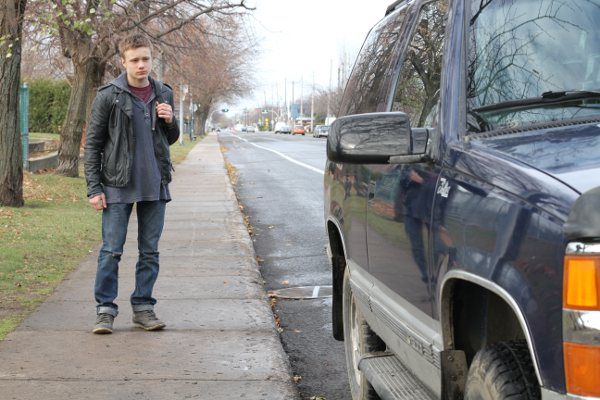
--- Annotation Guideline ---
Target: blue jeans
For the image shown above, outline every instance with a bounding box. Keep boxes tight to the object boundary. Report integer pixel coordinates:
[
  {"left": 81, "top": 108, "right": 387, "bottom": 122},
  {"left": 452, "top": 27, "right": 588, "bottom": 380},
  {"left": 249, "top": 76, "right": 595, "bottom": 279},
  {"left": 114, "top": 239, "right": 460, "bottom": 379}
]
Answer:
[{"left": 95, "top": 201, "right": 166, "bottom": 316}]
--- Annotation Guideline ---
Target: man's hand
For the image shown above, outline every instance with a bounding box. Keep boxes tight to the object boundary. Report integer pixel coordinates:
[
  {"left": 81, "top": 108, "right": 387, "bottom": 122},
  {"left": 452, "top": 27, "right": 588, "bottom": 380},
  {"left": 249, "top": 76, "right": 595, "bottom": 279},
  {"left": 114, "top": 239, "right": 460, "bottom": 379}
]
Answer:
[
  {"left": 409, "top": 170, "right": 424, "bottom": 184},
  {"left": 89, "top": 193, "right": 107, "bottom": 211},
  {"left": 157, "top": 102, "right": 173, "bottom": 124}
]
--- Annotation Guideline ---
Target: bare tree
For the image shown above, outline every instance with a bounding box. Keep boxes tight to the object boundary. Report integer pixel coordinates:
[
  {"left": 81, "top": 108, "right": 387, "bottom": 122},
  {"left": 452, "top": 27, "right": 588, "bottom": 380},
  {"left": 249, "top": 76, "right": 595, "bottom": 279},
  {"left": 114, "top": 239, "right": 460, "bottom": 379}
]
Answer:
[
  {"left": 20, "top": 26, "right": 71, "bottom": 80},
  {"left": 26, "top": 0, "right": 253, "bottom": 177},
  {"left": 0, "top": 0, "right": 27, "bottom": 207},
  {"left": 162, "top": 16, "right": 256, "bottom": 136}
]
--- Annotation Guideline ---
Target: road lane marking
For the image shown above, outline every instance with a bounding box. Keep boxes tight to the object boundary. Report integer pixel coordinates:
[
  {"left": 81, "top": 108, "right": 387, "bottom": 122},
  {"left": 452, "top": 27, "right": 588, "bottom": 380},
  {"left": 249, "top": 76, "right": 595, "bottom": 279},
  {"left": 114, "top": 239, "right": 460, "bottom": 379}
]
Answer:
[
  {"left": 312, "top": 286, "right": 320, "bottom": 298},
  {"left": 268, "top": 285, "right": 333, "bottom": 299},
  {"left": 232, "top": 134, "right": 325, "bottom": 175}
]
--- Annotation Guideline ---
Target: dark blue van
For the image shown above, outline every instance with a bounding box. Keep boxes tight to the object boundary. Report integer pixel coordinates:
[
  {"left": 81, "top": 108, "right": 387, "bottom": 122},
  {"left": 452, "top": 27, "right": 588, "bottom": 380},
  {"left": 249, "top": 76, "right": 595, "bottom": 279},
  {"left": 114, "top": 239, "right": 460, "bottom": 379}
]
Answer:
[{"left": 324, "top": 0, "right": 600, "bottom": 399}]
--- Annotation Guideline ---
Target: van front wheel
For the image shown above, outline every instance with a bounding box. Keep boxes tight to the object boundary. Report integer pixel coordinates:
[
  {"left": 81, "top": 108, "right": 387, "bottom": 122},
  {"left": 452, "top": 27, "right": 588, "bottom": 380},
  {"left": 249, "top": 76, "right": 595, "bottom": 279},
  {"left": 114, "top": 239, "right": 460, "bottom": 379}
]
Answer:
[{"left": 464, "top": 341, "right": 540, "bottom": 400}]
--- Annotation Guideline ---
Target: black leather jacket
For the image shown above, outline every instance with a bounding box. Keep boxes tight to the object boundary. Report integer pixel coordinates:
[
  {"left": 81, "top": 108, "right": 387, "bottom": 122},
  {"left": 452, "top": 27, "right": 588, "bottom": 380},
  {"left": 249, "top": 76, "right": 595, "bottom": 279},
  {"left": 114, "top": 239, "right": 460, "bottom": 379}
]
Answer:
[{"left": 84, "top": 75, "right": 179, "bottom": 198}]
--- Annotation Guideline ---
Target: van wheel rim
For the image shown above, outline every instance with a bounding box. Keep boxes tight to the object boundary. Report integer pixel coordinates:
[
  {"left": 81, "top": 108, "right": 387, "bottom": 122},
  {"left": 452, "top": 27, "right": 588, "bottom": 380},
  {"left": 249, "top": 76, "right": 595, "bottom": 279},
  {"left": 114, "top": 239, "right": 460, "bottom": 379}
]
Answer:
[{"left": 350, "top": 295, "right": 362, "bottom": 388}]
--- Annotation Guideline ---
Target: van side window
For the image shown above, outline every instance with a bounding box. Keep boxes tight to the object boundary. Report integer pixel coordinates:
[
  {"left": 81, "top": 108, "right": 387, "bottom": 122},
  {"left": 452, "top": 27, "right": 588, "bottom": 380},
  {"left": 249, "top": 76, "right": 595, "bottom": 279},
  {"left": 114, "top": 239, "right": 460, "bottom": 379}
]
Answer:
[
  {"left": 339, "top": 6, "right": 409, "bottom": 116},
  {"left": 391, "top": 0, "right": 448, "bottom": 128}
]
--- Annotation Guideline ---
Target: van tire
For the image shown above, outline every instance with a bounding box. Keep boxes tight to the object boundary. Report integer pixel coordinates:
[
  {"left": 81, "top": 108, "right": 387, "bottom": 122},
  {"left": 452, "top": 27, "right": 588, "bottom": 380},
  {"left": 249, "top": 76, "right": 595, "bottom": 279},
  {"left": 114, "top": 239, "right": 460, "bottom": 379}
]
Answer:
[
  {"left": 464, "top": 340, "right": 540, "bottom": 400},
  {"left": 332, "top": 256, "right": 345, "bottom": 341},
  {"left": 343, "top": 268, "right": 384, "bottom": 400}
]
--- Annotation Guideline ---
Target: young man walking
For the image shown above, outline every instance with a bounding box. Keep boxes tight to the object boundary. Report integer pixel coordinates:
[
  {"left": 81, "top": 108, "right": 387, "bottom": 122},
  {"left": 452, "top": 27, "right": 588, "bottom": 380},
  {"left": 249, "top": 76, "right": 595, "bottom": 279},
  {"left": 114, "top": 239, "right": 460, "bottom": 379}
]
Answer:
[{"left": 84, "top": 34, "right": 179, "bottom": 334}]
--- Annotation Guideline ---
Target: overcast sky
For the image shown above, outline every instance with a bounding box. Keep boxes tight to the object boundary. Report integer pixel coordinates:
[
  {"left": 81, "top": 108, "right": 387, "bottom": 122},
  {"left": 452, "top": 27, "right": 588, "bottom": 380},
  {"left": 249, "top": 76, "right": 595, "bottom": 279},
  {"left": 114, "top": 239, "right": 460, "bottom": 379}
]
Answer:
[{"left": 233, "top": 0, "right": 393, "bottom": 110}]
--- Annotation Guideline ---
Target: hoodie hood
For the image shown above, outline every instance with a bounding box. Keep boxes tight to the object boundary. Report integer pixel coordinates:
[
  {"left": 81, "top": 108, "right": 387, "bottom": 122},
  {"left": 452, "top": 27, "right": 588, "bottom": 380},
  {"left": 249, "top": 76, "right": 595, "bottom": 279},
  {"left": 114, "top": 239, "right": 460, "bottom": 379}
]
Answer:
[
  {"left": 481, "top": 123, "right": 600, "bottom": 194},
  {"left": 111, "top": 73, "right": 130, "bottom": 91},
  {"left": 110, "top": 73, "right": 168, "bottom": 98}
]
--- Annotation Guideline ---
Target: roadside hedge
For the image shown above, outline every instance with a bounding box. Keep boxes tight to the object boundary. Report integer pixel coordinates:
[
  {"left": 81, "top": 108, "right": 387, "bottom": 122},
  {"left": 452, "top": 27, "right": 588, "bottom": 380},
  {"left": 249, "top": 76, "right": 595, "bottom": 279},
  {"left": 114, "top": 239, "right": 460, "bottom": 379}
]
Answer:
[{"left": 27, "top": 79, "right": 71, "bottom": 135}]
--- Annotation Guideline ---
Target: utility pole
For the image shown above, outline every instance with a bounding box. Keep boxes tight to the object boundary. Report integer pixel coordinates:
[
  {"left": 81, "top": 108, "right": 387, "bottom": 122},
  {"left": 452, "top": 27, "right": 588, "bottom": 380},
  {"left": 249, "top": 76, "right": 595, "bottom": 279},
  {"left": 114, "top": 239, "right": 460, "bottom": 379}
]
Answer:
[
  {"left": 276, "top": 82, "right": 281, "bottom": 123},
  {"left": 327, "top": 59, "right": 332, "bottom": 124},
  {"left": 300, "top": 76, "right": 304, "bottom": 118},
  {"left": 179, "top": 84, "right": 188, "bottom": 144},
  {"left": 291, "top": 80, "right": 295, "bottom": 124},
  {"left": 188, "top": 91, "right": 194, "bottom": 140},
  {"left": 310, "top": 73, "right": 314, "bottom": 133},
  {"left": 284, "top": 79, "right": 288, "bottom": 123}
]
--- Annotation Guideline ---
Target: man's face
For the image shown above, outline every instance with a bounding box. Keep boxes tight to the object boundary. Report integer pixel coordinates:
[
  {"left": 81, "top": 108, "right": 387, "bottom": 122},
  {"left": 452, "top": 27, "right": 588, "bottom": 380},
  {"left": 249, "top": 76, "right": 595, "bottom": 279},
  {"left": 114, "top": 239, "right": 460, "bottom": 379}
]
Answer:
[{"left": 121, "top": 46, "right": 152, "bottom": 87}]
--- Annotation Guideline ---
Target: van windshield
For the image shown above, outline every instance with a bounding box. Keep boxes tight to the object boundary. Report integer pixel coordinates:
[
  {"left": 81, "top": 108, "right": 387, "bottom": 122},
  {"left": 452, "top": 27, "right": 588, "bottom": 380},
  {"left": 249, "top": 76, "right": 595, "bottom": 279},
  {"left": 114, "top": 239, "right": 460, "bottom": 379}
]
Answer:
[{"left": 467, "top": 0, "right": 600, "bottom": 132}]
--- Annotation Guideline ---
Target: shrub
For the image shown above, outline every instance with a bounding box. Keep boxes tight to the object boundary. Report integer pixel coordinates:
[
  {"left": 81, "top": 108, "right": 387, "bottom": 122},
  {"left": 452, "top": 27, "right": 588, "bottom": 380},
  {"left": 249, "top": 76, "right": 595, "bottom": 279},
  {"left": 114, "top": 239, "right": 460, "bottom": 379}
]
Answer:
[{"left": 27, "top": 79, "right": 71, "bottom": 135}]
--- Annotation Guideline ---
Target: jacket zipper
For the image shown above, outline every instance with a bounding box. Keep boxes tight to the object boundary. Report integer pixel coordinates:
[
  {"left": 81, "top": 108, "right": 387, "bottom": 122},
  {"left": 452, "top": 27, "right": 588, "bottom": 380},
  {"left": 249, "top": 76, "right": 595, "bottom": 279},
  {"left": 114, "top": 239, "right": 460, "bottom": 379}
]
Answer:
[{"left": 152, "top": 98, "right": 157, "bottom": 132}]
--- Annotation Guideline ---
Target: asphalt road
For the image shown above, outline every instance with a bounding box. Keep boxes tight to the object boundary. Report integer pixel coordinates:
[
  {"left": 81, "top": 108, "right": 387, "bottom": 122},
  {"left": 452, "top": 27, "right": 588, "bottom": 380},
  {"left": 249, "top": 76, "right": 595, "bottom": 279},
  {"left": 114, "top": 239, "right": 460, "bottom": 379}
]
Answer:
[{"left": 218, "top": 131, "right": 351, "bottom": 400}]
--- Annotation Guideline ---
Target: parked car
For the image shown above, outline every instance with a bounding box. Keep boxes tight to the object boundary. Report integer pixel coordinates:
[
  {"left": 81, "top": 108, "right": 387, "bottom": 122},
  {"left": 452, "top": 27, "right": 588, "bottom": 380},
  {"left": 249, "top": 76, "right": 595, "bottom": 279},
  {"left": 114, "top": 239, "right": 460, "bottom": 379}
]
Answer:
[
  {"left": 274, "top": 124, "right": 292, "bottom": 134},
  {"left": 292, "top": 125, "right": 305, "bottom": 135},
  {"left": 313, "top": 125, "right": 329, "bottom": 138},
  {"left": 325, "top": 1, "right": 600, "bottom": 399}
]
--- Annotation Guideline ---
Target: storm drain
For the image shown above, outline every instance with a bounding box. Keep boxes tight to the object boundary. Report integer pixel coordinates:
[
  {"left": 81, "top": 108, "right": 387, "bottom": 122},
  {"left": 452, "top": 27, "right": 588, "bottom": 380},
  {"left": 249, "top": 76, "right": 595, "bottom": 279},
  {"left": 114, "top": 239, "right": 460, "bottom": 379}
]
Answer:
[{"left": 268, "top": 285, "right": 333, "bottom": 299}]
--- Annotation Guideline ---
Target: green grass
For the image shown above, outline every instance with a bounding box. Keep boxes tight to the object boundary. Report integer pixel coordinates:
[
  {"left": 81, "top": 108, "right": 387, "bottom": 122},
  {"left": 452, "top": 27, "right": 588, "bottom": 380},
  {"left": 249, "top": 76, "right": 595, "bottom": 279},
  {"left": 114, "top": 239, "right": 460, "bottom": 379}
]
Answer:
[
  {"left": 29, "top": 132, "right": 60, "bottom": 141},
  {"left": 0, "top": 134, "right": 200, "bottom": 340},
  {"left": 0, "top": 317, "right": 20, "bottom": 338},
  {"left": 170, "top": 135, "right": 200, "bottom": 164},
  {"left": 0, "top": 174, "right": 101, "bottom": 338}
]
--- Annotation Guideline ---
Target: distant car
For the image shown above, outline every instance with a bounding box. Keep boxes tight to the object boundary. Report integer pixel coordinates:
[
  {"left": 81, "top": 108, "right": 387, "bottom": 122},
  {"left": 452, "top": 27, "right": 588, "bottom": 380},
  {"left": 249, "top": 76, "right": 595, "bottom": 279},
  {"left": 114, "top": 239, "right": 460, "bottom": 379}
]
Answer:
[
  {"left": 241, "top": 126, "right": 247, "bottom": 132},
  {"left": 246, "top": 126, "right": 256, "bottom": 133},
  {"left": 275, "top": 125, "right": 291, "bottom": 134},
  {"left": 313, "top": 125, "right": 329, "bottom": 138},
  {"left": 292, "top": 125, "right": 305, "bottom": 135}
]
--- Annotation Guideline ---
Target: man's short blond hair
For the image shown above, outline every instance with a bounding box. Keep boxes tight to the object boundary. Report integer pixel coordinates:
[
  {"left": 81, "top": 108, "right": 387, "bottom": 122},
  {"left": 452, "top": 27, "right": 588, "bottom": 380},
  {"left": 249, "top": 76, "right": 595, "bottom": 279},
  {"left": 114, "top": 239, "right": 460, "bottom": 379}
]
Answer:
[{"left": 118, "top": 34, "right": 153, "bottom": 58}]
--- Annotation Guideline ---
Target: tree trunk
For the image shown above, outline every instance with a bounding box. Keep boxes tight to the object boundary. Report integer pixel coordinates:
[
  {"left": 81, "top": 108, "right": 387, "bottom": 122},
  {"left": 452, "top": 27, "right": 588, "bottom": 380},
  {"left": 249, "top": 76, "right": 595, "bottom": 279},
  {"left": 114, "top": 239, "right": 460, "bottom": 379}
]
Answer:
[
  {"left": 55, "top": 57, "right": 105, "bottom": 177},
  {"left": 193, "top": 109, "right": 202, "bottom": 135},
  {"left": 0, "top": 0, "right": 27, "bottom": 207},
  {"left": 198, "top": 104, "right": 212, "bottom": 137},
  {"left": 196, "top": 109, "right": 207, "bottom": 137}
]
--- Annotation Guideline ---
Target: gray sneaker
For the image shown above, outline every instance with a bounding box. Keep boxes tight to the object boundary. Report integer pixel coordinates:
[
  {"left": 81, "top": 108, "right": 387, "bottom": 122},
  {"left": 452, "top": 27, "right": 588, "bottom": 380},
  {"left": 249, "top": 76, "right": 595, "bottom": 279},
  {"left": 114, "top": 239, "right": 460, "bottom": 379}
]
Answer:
[
  {"left": 93, "top": 313, "right": 114, "bottom": 334},
  {"left": 132, "top": 310, "right": 166, "bottom": 331}
]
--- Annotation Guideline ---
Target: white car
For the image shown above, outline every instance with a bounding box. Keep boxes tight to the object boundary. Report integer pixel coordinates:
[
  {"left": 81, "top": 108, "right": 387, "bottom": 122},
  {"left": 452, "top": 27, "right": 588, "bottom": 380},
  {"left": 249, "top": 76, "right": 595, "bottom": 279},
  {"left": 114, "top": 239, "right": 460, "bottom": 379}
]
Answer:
[
  {"left": 274, "top": 125, "right": 292, "bottom": 134},
  {"left": 313, "top": 125, "right": 329, "bottom": 138}
]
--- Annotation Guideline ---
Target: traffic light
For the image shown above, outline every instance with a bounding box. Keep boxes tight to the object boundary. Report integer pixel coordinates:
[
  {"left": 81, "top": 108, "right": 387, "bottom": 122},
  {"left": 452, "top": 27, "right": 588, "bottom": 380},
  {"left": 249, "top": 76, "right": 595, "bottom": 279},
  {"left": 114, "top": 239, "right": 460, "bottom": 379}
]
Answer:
[{"left": 221, "top": 108, "right": 229, "bottom": 112}]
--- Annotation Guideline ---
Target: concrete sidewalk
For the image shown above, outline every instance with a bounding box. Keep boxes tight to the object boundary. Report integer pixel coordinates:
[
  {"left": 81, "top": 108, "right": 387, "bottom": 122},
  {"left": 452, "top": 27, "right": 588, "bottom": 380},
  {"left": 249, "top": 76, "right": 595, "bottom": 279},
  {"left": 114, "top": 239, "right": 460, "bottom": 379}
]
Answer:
[{"left": 0, "top": 134, "right": 300, "bottom": 400}]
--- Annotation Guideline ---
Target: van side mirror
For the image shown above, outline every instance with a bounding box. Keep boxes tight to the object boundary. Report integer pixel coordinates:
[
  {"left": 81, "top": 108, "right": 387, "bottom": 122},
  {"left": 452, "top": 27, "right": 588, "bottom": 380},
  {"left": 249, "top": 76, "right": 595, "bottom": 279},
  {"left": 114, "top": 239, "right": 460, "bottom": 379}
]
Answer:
[{"left": 327, "top": 112, "right": 428, "bottom": 164}]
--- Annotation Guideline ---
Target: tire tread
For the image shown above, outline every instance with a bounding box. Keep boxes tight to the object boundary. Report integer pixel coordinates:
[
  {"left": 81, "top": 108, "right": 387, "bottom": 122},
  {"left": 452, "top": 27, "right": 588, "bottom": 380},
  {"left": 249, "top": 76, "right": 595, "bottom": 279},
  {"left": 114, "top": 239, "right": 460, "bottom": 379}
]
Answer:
[{"left": 465, "top": 340, "right": 540, "bottom": 400}]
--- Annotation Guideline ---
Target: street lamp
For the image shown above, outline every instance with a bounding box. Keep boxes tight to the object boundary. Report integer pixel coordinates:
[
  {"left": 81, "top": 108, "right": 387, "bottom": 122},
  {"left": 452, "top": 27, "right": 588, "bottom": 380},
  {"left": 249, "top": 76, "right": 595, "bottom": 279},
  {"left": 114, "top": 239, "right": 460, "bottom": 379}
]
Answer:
[{"left": 206, "top": 107, "right": 229, "bottom": 132}]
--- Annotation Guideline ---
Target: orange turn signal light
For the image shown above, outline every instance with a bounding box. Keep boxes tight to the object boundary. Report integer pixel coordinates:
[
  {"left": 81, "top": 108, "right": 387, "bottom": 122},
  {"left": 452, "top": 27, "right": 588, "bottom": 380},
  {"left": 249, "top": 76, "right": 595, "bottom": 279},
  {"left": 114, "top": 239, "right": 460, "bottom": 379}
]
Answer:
[
  {"left": 564, "top": 255, "right": 600, "bottom": 310},
  {"left": 564, "top": 342, "right": 600, "bottom": 397}
]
